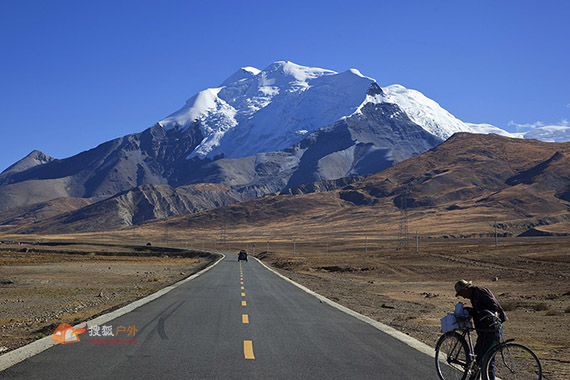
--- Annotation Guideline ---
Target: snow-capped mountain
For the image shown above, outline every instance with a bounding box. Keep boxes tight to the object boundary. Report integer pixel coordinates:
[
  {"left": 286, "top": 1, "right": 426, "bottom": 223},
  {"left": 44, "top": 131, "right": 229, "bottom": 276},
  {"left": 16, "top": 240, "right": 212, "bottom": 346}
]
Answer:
[
  {"left": 2, "top": 60, "right": 566, "bottom": 231},
  {"left": 465, "top": 123, "right": 522, "bottom": 138},
  {"left": 158, "top": 61, "right": 513, "bottom": 160},
  {"left": 159, "top": 61, "right": 376, "bottom": 159},
  {"left": 381, "top": 84, "right": 478, "bottom": 139},
  {"left": 523, "top": 125, "right": 570, "bottom": 142}
]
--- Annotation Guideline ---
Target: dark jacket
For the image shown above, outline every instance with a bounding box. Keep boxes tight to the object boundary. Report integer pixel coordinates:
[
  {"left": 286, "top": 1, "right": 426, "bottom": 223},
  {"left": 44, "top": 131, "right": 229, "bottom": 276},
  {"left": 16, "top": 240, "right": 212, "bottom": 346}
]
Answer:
[{"left": 469, "top": 286, "right": 507, "bottom": 329}]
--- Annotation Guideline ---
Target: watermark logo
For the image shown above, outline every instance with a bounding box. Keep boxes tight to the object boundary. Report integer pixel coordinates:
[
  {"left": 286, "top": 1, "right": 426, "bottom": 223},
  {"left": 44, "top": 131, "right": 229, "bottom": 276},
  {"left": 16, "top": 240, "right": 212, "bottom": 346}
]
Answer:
[
  {"left": 51, "top": 323, "right": 87, "bottom": 344},
  {"left": 52, "top": 323, "right": 138, "bottom": 345},
  {"left": 88, "top": 324, "right": 138, "bottom": 345}
]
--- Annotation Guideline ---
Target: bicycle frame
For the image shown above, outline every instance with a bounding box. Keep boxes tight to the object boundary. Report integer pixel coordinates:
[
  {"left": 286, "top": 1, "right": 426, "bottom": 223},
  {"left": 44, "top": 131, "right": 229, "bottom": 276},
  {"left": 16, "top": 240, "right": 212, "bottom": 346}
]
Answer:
[
  {"left": 455, "top": 315, "right": 510, "bottom": 378},
  {"left": 457, "top": 327, "right": 478, "bottom": 372}
]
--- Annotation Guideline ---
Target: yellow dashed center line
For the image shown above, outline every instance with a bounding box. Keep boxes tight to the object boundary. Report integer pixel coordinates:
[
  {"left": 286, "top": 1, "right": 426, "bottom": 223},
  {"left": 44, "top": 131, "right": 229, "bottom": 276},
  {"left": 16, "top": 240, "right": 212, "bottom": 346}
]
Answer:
[
  {"left": 243, "top": 340, "right": 255, "bottom": 359},
  {"left": 240, "top": 262, "right": 253, "bottom": 359}
]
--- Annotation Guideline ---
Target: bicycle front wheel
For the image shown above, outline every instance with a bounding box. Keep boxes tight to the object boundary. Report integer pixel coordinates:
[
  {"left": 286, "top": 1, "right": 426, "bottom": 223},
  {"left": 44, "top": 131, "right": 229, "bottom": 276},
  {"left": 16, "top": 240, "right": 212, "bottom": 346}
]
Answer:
[
  {"left": 483, "top": 343, "right": 542, "bottom": 380},
  {"left": 435, "top": 332, "right": 471, "bottom": 380}
]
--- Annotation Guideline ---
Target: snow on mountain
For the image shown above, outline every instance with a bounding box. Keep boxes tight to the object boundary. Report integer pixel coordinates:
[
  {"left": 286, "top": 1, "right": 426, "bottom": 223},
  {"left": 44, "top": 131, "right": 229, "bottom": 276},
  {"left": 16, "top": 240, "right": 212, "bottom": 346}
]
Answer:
[
  {"left": 465, "top": 123, "right": 570, "bottom": 142},
  {"left": 159, "top": 61, "right": 375, "bottom": 160},
  {"left": 220, "top": 66, "right": 261, "bottom": 86},
  {"left": 159, "top": 61, "right": 519, "bottom": 160},
  {"left": 465, "top": 123, "right": 522, "bottom": 138},
  {"left": 523, "top": 125, "right": 570, "bottom": 142},
  {"left": 354, "top": 84, "right": 519, "bottom": 141},
  {"left": 381, "top": 85, "right": 479, "bottom": 139}
]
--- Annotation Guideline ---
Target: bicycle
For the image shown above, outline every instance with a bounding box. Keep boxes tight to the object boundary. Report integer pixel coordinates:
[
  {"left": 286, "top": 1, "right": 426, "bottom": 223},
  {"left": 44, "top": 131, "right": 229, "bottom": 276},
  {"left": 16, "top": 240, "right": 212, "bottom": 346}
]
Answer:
[{"left": 435, "top": 309, "right": 542, "bottom": 380}]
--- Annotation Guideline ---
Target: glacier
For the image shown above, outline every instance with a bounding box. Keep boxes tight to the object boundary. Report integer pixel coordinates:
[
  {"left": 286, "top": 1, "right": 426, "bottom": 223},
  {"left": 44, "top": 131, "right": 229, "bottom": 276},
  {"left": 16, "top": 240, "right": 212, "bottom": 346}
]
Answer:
[
  {"left": 159, "top": 61, "right": 376, "bottom": 160},
  {"left": 158, "top": 60, "right": 531, "bottom": 161}
]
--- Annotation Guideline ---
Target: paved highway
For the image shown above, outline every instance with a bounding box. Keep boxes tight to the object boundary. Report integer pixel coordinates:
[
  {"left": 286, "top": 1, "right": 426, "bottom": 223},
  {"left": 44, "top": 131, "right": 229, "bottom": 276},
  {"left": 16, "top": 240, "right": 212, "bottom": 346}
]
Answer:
[{"left": 0, "top": 254, "right": 439, "bottom": 379}]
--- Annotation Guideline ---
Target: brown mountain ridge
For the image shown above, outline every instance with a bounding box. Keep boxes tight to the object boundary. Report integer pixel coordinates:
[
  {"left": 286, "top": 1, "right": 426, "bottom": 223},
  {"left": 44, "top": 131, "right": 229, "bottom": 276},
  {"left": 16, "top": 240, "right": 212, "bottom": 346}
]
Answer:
[
  {"left": 4, "top": 133, "right": 570, "bottom": 237},
  {"left": 137, "top": 133, "right": 570, "bottom": 239}
]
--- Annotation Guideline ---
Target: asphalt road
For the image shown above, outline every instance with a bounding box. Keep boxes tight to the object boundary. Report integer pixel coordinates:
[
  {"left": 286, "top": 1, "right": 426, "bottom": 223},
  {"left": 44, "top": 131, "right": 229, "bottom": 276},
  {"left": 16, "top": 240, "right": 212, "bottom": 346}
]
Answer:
[{"left": 0, "top": 254, "right": 439, "bottom": 379}]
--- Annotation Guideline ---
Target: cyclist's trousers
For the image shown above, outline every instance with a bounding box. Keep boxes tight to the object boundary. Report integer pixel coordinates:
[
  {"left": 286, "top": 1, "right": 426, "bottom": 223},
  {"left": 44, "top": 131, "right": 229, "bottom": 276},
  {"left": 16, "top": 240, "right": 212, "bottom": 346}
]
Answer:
[{"left": 475, "top": 330, "right": 500, "bottom": 380}]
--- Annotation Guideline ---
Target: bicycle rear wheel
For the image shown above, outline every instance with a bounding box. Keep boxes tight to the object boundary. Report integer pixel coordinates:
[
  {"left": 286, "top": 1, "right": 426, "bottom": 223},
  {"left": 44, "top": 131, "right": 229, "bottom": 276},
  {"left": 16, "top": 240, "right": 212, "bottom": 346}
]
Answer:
[
  {"left": 484, "top": 343, "right": 542, "bottom": 380},
  {"left": 435, "top": 332, "right": 471, "bottom": 380}
]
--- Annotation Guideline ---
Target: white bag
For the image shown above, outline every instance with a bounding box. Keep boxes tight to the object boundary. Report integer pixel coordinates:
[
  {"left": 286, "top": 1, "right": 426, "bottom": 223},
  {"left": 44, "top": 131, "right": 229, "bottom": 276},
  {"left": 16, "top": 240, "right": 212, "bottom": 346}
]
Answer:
[
  {"left": 454, "top": 302, "right": 473, "bottom": 329},
  {"left": 441, "top": 313, "right": 459, "bottom": 333},
  {"left": 441, "top": 303, "right": 473, "bottom": 333},
  {"left": 454, "top": 302, "right": 470, "bottom": 318}
]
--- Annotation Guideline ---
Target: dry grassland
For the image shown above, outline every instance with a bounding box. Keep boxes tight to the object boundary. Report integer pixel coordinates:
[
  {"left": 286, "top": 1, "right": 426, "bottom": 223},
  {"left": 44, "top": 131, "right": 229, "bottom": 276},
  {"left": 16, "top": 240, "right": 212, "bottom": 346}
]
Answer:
[
  {"left": 0, "top": 241, "right": 216, "bottom": 353},
  {"left": 2, "top": 231, "right": 568, "bottom": 379}
]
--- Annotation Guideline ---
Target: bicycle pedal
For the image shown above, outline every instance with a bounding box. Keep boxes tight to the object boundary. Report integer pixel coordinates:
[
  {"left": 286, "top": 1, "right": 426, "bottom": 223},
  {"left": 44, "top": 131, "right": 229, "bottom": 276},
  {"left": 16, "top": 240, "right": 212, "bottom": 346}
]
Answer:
[{"left": 466, "top": 369, "right": 479, "bottom": 380}]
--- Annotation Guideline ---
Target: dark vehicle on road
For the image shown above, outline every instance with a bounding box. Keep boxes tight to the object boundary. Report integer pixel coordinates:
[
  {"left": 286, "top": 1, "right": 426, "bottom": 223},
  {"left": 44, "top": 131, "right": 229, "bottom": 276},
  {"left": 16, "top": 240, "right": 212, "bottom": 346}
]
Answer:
[{"left": 238, "top": 250, "right": 248, "bottom": 262}]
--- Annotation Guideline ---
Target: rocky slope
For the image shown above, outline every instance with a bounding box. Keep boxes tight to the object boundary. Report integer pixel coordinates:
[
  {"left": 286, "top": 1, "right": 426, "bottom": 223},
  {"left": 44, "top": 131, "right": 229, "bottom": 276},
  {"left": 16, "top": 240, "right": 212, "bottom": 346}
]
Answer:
[
  {"left": 141, "top": 133, "right": 570, "bottom": 238},
  {"left": 4, "top": 62, "right": 547, "bottom": 231}
]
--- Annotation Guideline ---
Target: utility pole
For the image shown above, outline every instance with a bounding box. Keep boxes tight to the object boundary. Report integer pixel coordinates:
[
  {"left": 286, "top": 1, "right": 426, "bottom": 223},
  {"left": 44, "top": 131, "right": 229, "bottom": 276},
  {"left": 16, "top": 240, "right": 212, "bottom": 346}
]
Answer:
[{"left": 397, "top": 190, "right": 409, "bottom": 251}]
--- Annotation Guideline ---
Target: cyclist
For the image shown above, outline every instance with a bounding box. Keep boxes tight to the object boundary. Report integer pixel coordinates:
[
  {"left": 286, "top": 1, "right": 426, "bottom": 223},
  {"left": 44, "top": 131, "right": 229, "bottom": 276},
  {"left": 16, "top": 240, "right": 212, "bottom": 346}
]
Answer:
[{"left": 455, "top": 280, "right": 507, "bottom": 380}]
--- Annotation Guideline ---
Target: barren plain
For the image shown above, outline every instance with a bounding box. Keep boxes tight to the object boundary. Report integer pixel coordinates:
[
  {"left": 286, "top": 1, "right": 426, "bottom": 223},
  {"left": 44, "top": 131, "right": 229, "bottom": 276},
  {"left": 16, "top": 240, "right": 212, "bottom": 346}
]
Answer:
[
  {"left": 0, "top": 241, "right": 216, "bottom": 353},
  {"left": 1, "top": 234, "right": 569, "bottom": 379}
]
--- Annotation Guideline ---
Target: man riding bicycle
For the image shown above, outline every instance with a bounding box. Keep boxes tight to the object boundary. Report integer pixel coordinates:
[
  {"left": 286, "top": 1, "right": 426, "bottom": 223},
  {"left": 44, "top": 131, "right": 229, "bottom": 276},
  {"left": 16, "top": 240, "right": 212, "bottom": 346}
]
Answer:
[{"left": 455, "top": 280, "right": 507, "bottom": 380}]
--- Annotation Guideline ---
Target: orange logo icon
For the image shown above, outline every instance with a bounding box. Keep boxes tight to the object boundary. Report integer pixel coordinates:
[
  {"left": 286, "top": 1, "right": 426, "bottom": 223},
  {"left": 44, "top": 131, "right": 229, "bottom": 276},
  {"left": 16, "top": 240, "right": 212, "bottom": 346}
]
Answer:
[{"left": 51, "top": 323, "right": 87, "bottom": 344}]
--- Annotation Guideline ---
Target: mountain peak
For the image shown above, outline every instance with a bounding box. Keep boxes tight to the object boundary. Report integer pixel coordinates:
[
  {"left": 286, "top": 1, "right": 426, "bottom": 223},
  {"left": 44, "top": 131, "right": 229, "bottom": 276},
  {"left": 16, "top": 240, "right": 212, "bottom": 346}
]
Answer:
[
  {"left": 158, "top": 61, "right": 374, "bottom": 159},
  {"left": 263, "top": 61, "right": 336, "bottom": 81},
  {"left": 242, "top": 66, "right": 261, "bottom": 75},
  {"left": 158, "top": 61, "right": 519, "bottom": 160},
  {"left": 524, "top": 125, "right": 570, "bottom": 142},
  {"left": 220, "top": 66, "right": 260, "bottom": 86},
  {"left": 1, "top": 150, "right": 54, "bottom": 177}
]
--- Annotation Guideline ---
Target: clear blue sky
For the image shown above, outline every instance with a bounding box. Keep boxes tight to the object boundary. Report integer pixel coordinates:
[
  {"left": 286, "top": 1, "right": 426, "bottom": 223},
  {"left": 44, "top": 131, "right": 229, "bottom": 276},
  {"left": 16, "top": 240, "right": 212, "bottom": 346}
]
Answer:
[{"left": 1, "top": 0, "right": 569, "bottom": 172}]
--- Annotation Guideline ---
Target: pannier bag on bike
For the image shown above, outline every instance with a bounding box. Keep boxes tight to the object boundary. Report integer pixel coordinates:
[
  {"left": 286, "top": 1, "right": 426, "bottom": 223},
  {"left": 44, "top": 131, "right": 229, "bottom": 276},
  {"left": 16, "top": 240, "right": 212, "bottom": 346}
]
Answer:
[{"left": 440, "top": 302, "right": 473, "bottom": 333}]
